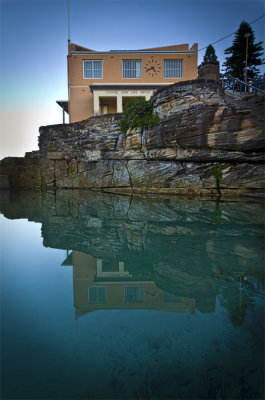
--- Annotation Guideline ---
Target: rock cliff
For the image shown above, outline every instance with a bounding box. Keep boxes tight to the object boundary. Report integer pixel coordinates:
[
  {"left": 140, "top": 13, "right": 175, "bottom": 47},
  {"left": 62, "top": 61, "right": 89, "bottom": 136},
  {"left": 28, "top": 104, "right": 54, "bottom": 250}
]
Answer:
[{"left": 1, "top": 79, "right": 264, "bottom": 198}]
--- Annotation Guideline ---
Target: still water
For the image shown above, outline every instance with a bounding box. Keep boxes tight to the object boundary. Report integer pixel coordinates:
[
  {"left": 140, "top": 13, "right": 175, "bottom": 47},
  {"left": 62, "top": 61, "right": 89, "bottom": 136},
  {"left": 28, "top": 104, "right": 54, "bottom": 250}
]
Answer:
[{"left": 0, "top": 190, "right": 264, "bottom": 400}]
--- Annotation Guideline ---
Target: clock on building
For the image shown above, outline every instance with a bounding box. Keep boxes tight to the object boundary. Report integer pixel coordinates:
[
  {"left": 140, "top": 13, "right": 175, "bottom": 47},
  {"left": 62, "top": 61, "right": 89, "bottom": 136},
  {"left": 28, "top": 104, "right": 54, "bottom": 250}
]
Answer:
[{"left": 145, "top": 58, "right": 161, "bottom": 76}]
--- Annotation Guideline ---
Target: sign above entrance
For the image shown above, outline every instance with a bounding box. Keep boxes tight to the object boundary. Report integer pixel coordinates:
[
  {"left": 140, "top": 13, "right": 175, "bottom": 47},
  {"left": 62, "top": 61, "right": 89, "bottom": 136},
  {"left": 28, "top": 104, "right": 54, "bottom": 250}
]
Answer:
[{"left": 105, "top": 90, "right": 154, "bottom": 96}]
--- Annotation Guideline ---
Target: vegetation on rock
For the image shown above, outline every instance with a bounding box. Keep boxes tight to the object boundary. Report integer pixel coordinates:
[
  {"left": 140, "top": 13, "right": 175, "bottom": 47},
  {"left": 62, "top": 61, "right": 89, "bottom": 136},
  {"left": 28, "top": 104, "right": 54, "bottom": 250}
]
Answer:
[
  {"left": 120, "top": 97, "right": 160, "bottom": 133},
  {"left": 212, "top": 164, "right": 223, "bottom": 199}
]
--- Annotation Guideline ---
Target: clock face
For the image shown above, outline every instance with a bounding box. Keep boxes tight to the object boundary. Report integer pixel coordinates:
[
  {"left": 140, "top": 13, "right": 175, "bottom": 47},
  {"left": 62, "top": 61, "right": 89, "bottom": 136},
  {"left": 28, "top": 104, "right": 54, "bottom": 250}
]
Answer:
[{"left": 145, "top": 58, "right": 161, "bottom": 76}]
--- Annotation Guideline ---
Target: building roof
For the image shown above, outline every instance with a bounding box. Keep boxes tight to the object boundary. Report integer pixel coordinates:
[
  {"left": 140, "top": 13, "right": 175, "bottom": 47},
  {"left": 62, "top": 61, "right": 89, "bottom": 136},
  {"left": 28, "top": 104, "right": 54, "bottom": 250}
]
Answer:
[
  {"left": 69, "top": 43, "right": 198, "bottom": 55},
  {"left": 70, "top": 43, "right": 95, "bottom": 52},
  {"left": 56, "top": 101, "right": 69, "bottom": 114},
  {"left": 61, "top": 252, "right": 72, "bottom": 266}
]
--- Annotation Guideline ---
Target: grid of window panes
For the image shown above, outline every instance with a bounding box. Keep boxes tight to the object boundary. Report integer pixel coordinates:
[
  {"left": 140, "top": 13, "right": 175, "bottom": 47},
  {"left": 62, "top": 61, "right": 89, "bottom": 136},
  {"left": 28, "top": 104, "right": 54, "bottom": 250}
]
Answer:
[
  {"left": 84, "top": 60, "right": 103, "bottom": 78},
  {"left": 164, "top": 59, "right": 183, "bottom": 78},
  {"left": 88, "top": 286, "right": 106, "bottom": 303},
  {"left": 123, "top": 60, "right": 142, "bottom": 78},
  {"left": 163, "top": 292, "right": 181, "bottom": 303},
  {"left": 125, "top": 286, "right": 143, "bottom": 303}
]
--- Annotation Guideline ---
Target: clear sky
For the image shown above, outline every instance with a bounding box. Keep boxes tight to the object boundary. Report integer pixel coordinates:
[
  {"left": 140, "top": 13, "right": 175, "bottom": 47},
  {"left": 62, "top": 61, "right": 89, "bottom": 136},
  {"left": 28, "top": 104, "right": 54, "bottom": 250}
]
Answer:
[{"left": 0, "top": 0, "right": 264, "bottom": 159}]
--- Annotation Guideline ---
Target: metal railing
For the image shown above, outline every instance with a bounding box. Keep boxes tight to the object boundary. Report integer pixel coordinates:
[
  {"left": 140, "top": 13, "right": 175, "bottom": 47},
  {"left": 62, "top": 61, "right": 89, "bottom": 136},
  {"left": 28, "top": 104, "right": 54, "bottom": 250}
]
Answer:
[{"left": 222, "top": 75, "right": 265, "bottom": 97}]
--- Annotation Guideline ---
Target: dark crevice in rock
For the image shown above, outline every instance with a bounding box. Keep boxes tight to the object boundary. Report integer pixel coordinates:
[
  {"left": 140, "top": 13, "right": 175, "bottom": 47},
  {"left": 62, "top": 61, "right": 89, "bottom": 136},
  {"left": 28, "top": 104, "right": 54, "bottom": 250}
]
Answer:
[{"left": 126, "top": 161, "right": 133, "bottom": 190}]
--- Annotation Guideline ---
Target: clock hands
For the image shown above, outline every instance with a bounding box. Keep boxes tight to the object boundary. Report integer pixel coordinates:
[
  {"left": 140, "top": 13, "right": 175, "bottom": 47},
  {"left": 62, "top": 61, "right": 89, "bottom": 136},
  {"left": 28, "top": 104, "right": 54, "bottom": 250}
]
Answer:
[
  {"left": 146, "top": 66, "right": 156, "bottom": 73},
  {"left": 146, "top": 60, "right": 161, "bottom": 75}
]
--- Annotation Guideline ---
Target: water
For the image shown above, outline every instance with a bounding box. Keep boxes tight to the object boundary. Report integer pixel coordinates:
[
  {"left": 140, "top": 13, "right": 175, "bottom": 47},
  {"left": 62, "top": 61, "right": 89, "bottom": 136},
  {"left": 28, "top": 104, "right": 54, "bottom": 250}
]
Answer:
[{"left": 0, "top": 190, "right": 264, "bottom": 399}]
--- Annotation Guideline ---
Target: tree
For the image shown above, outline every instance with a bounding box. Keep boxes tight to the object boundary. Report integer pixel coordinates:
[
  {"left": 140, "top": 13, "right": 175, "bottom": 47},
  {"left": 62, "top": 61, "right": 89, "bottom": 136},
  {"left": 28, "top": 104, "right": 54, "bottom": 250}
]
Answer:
[
  {"left": 204, "top": 45, "right": 218, "bottom": 62},
  {"left": 120, "top": 97, "right": 160, "bottom": 133},
  {"left": 223, "top": 21, "right": 264, "bottom": 81}
]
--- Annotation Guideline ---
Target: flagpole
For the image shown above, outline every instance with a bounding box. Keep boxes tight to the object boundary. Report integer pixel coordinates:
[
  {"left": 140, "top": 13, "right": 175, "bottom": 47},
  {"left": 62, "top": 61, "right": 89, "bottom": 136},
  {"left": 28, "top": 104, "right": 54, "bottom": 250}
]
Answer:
[{"left": 68, "top": 0, "right": 71, "bottom": 44}]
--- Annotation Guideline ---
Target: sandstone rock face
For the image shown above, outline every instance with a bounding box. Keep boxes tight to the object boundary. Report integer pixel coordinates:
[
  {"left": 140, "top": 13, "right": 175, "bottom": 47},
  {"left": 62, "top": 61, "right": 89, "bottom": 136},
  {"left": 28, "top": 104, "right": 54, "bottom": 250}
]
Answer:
[{"left": 1, "top": 79, "right": 264, "bottom": 198}]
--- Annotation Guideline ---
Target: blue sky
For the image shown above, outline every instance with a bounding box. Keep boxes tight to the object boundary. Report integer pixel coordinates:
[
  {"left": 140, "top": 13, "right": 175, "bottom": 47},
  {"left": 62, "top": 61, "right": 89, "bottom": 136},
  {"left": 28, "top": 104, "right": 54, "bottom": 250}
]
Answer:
[{"left": 0, "top": 0, "right": 264, "bottom": 159}]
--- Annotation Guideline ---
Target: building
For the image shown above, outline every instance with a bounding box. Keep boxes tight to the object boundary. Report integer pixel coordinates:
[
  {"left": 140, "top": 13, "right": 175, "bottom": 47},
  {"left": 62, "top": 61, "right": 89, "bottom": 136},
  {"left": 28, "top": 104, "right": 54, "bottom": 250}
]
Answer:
[
  {"left": 59, "top": 42, "right": 198, "bottom": 123},
  {"left": 62, "top": 250, "right": 196, "bottom": 317}
]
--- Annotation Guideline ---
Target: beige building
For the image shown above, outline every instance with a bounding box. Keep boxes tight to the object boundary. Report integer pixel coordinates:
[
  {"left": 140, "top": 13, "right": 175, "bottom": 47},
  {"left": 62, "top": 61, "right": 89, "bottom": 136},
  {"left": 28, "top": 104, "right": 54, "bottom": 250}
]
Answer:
[
  {"left": 58, "top": 42, "right": 198, "bottom": 122},
  {"left": 62, "top": 250, "right": 195, "bottom": 318}
]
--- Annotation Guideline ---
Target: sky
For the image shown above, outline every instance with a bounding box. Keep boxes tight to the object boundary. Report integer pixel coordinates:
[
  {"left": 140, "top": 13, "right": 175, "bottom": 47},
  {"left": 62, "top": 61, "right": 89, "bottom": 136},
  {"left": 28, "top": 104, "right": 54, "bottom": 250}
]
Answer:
[{"left": 0, "top": 0, "right": 264, "bottom": 159}]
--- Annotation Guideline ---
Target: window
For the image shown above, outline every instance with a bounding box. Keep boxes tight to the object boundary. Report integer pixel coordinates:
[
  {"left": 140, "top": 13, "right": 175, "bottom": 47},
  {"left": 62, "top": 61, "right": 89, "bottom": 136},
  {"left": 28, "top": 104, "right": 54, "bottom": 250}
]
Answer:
[
  {"left": 164, "top": 292, "right": 181, "bottom": 303},
  {"left": 123, "top": 60, "right": 142, "bottom": 78},
  {"left": 84, "top": 60, "right": 103, "bottom": 78},
  {"left": 88, "top": 286, "right": 106, "bottom": 303},
  {"left": 125, "top": 286, "right": 143, "bottom": 303},
  {"left": 164, "top": 59, "right": 183, "bottom": 78}
]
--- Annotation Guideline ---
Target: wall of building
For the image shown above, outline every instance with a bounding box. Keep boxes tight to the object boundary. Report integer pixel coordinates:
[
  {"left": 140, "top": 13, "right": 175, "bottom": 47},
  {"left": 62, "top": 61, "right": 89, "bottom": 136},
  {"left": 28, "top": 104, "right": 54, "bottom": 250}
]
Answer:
[
  {"left": 72, "top": 250, "right": 195, "bottom": 313},
  {"left": 68, "top": 43, "right": 198, "bottom": 122}
]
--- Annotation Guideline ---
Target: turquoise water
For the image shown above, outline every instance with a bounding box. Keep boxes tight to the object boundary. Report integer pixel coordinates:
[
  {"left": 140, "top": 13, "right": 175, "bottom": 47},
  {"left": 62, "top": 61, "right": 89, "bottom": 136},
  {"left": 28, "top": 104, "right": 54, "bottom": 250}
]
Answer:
[{"left": 0, "top": 190, "right": 264, "bottom": 399}]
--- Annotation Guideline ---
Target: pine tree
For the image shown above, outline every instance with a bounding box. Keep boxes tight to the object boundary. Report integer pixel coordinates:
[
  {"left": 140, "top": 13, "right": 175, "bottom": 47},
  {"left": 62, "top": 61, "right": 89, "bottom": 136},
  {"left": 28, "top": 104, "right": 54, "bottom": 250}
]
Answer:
[
  {"left": 223, "top": 21, "right": 264, "bottom": 81},
  {"left": 204, "top": 45, "right": 218, "bottom": 62}
]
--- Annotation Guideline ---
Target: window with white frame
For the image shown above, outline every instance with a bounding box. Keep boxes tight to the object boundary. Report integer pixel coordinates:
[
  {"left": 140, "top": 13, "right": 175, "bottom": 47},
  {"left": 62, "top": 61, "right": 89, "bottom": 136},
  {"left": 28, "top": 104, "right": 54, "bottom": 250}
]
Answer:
[
  {"left": 88, "top": 286, "right": 106, "bottom": 303},
  {"left": 83, "top": 60, "right": 103, "bottom": 79},
  {"left": 164, "top": 59, "right": 183, "bottom": 78},
  {"left": 123, "top": 60, "right": 142, "bottom": 78}
]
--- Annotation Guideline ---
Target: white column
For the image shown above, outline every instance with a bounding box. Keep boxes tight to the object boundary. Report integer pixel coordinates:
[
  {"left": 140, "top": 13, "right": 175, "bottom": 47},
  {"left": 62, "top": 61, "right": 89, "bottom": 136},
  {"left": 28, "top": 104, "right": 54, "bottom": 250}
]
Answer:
[
  {"left": 119, "top": 261, "right": 125, "bottom": 274},
  {"left": 93, "top": 93, "right": 100, "bottom": 114},
  {"left": 117, "top": 93, "right": 123, "bottom": 113},
  {"left": 145, "top": 93, "right": 152, "bottom": 100},
  {"left": 97, "top": 259, "right": 102, "bottom": 276}
]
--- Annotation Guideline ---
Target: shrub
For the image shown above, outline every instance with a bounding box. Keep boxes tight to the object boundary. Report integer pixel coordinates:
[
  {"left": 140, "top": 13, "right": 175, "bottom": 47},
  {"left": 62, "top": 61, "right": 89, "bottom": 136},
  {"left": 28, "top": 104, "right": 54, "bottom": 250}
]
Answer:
[
  {"left": 212, "top": 164, "right": 223, "bottom": 199},
  {"left": 213, "top": 164, "right": 223, "bottom": 186},
  {"left": 120, "top": 97, "right": 160, "bottom": 133}
]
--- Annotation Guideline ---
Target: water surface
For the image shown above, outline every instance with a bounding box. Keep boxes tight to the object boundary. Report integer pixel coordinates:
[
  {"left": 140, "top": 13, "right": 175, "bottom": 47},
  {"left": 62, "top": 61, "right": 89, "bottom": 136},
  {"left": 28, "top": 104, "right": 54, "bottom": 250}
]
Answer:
[{"left": 0, "top": 190, "right": 264, "bottom": 399}]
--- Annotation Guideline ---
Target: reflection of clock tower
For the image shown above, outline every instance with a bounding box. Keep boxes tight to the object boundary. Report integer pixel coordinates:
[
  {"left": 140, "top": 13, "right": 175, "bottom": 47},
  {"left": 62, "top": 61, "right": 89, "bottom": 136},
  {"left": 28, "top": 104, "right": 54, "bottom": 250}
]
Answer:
[{"left": 145, "top": 57, "right": 162, "bottom": 77}]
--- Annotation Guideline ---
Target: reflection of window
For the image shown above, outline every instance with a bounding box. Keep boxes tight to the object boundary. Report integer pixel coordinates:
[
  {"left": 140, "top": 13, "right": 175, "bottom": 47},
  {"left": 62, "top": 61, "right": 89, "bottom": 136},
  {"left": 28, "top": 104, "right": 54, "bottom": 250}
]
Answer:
[
  {"left": 88, "top": 286, "right": 106, "bottom": 303},
  {"left": 164, "top": 292, "right": 181, "bottom": 303},
  {"left": 164, "top": 59, "right": 183, "bottom": 78},
  {"left": 125, "top": 286, "right": 143, "bottom": 303}
]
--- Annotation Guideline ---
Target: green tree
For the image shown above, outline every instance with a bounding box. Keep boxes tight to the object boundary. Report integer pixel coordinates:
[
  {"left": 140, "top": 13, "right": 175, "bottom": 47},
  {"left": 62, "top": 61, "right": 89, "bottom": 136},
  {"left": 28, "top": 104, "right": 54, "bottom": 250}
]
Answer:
[
  {"left": 120, "top": 97, "right": 160, "bottom": 133},
  {"left": 204, "top": 44, "right": 218, "bottom": 62},
  {"left": 223, "top": 21, "right": 264, "bottom": 80}
]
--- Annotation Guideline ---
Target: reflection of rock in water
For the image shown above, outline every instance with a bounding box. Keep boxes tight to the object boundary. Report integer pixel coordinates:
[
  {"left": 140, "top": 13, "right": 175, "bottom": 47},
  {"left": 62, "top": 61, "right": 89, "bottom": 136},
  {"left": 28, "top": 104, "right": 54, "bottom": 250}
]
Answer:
[{"left": 0, "top": 189, "right": 264, "bottom": 322}]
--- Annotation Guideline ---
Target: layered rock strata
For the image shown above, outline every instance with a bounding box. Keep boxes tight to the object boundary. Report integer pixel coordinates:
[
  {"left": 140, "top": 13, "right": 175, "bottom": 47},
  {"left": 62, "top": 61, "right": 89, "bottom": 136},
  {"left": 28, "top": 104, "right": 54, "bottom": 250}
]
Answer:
[{"left": 1, "top": 79, "right": 264, "bottom": 197}]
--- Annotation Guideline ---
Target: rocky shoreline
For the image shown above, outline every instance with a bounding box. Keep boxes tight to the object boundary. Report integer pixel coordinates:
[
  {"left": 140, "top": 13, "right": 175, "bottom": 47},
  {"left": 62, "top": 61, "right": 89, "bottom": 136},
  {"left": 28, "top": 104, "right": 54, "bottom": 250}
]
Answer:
[{"left": 1, "top": 79, "right": 264, "bottom": 198}]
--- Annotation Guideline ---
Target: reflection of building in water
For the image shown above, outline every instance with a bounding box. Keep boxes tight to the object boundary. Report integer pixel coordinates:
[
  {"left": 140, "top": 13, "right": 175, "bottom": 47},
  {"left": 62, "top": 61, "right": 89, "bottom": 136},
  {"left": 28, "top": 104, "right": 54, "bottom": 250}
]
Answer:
[{"left": 62, "top": 251, "right": 195, "bottom": 317}]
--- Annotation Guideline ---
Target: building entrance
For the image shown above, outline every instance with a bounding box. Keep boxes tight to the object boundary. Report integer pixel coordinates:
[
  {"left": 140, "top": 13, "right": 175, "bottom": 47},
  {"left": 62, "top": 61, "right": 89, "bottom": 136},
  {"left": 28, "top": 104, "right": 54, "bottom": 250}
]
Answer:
[
  {"left": 99, "top": 97, "right": 117, "bottom": 114},
  {"left": 93, "top": 89, "right": 154, "bottom": 115}
]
